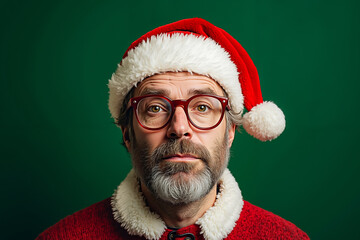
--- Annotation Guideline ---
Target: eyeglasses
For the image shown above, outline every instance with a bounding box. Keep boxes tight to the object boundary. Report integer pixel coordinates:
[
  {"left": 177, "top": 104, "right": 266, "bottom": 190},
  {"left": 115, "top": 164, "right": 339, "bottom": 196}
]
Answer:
[{"left": 129, "top": 94, "right": 229, "bottom": 130}]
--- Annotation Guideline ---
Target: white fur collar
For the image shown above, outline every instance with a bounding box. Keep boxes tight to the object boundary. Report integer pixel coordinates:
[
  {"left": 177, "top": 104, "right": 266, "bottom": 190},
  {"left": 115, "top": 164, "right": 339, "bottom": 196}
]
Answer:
[{"left": 111, "top": 168, "right": 243, "bottom": 240}]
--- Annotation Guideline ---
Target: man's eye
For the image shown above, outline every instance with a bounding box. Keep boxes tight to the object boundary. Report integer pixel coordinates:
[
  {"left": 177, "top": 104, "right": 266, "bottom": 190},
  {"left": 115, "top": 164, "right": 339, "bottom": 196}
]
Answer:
[
  {"left": 196, "top": 105, "right": 209, "bottom": 112},
  {"left": 148, "top": 105, "right": 162, "bottom": 113}
]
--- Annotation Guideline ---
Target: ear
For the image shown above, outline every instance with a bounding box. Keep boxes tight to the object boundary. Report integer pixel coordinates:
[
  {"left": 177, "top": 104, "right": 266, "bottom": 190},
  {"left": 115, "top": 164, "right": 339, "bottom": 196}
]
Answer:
[
  {"left": 227, "top": 124, "right": 236, "bottom": 148},
  {"left": 121, "top": 126, "right": 131, "bottom": 151}
]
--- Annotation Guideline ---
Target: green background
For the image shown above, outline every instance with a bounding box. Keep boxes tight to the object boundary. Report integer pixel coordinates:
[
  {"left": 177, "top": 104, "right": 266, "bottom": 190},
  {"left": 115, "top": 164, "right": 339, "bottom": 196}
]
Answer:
[{"left": 1, "top": 0, "right": 359, "bottom": 239}]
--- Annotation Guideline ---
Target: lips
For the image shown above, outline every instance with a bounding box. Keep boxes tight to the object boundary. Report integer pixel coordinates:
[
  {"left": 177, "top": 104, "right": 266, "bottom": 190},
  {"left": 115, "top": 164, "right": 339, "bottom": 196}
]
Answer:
[{"left": 162, "top": 154, "right": 199, "bottom": 162}]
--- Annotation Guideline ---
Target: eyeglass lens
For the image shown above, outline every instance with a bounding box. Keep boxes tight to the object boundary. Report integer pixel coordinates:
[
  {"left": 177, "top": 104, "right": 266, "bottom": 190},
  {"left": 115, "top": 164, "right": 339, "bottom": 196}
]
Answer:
[{"left": 135, "top": 96, "right": 223, "bottom": 129}]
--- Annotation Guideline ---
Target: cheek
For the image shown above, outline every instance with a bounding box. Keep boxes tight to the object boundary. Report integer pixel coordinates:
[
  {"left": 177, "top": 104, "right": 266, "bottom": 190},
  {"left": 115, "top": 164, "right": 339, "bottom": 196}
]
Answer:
[
  {"left": 196, "top": 122, "right": 227, "bottom": 149},
  {"left": 132, "top": 121, "right": 167, "bottom": 152}
]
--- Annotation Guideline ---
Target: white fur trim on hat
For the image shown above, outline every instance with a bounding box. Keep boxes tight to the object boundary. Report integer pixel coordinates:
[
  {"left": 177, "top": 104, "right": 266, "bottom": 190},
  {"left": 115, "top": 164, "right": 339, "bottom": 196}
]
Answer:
[
  {"left": 242, "top": 101, "right": 286, "bottom": 141},
  {"left": 108, "top": 33, "right": 243, "bottom": 122},
  {"left": 111, "top": 168, "right": 243, "bottom": 240}
]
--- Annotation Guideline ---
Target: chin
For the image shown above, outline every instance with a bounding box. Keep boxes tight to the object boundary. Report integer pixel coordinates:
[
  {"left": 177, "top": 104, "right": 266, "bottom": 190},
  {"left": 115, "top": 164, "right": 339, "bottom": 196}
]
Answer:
[
  {"left": 148, "top": 164, "right": 215, "bottom": 204},
  {"left": 159, "top": 161, "right": 204, "bottom": 176},
  {"left": 168, "top": 171, "right": 198, "bottom": 182}
]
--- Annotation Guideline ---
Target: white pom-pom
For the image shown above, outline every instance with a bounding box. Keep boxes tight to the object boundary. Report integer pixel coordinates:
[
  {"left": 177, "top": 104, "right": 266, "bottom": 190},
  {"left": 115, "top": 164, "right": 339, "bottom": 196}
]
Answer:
[{"left": 242, "top": 101, "right": 285, "bottom": 141}]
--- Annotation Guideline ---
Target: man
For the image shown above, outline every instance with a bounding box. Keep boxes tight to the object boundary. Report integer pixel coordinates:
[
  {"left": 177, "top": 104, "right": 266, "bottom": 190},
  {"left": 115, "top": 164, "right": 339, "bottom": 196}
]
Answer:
[{"left": 37, "top": 18, "right": 309, "bottom": 239}]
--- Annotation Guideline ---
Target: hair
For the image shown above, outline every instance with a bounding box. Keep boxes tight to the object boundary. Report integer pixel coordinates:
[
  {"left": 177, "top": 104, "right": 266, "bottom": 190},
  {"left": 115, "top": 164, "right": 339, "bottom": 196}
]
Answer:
[{"left": 115, "top": 84, "right": 243, "bottom": 147}]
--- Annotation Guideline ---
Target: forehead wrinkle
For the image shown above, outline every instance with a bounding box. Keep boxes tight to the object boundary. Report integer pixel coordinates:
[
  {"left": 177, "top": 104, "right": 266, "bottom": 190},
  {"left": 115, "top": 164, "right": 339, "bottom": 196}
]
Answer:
[{"left": 134, "top": 72, "right": 225, "bottom": 98}]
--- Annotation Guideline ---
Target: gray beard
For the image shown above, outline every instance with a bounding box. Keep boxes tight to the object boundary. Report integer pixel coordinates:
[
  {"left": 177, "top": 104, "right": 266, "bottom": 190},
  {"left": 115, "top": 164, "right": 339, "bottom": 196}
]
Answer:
[
  {"left": 150, "top": 162, "right": 213, "bottom": 204},
  {"left": 131, "top": 135, "right": 229, "bottom": 205}
]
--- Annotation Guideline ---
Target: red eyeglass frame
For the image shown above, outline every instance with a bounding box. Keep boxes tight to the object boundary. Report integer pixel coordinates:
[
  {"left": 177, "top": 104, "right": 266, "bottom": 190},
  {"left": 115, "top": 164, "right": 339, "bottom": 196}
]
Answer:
[{"left": 128, "top": 94, "right": 230, "bottom": 130}]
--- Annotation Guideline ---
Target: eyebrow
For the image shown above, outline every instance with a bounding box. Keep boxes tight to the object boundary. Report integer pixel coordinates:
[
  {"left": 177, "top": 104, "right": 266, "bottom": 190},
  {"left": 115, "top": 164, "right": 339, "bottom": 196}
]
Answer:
[
  {"left": 188, "top": 88, "right": 221, "bottom": 96},
  {"left": 139, "top": 88, "right": 170, "bottom": 96},
  {"left": 138, "top": 87, "right": 223, "bottom": 98}
]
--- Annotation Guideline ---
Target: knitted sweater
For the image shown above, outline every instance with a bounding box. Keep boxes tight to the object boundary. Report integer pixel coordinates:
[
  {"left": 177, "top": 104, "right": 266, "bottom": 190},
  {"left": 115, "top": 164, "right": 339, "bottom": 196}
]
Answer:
[{"left": 37, "top": 169, "right": 309, "bottom": 240}]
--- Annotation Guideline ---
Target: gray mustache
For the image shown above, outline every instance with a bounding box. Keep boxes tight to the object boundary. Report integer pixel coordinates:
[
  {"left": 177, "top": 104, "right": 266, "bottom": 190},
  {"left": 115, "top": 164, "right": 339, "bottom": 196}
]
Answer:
[{"left": 151, "top": 139, "right": 211, "bottom": 164}]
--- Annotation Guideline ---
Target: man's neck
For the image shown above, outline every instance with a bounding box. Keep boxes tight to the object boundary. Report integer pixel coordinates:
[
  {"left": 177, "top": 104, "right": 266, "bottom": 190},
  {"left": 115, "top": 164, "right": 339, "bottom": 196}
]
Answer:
[{"left": 140, "top": 182, "right": 217, "bottom": 228}]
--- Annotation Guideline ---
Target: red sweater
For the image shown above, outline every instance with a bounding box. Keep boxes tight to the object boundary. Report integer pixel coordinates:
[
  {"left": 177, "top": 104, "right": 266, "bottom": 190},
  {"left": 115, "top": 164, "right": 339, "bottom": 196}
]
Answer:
[{"left": 36, "top": 198, "right": 309, "bottom": 240}]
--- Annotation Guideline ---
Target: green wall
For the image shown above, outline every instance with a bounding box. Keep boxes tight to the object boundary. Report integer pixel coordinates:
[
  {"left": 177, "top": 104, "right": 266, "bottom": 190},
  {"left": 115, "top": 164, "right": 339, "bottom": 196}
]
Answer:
[{"left": 2, "top": 0, "right": 359, "bottom": 239}]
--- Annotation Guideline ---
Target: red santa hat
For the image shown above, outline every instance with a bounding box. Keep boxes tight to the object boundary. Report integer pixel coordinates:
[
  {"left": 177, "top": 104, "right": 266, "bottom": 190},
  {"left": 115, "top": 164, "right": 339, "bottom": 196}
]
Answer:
[{"left": 108, "top": 18, "right": 285, "bottom": 141}]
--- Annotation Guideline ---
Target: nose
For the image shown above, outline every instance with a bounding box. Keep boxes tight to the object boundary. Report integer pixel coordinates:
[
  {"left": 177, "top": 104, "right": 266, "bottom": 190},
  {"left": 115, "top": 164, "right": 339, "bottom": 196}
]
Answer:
[{"left": 166, "top": 106, "right": 193, "bottom": 139}]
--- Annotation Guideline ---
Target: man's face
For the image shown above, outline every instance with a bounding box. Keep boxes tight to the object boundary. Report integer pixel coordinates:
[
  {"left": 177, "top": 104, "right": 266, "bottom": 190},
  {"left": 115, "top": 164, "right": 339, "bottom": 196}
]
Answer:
[{"left": 122, "top": 72, "right": 236, "bottom": 204}]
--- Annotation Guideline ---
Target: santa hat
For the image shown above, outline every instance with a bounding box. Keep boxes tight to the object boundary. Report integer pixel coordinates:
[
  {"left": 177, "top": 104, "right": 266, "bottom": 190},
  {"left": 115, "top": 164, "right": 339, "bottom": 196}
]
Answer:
[{"left": 108, "top": 18, "right": 285, "bottom": 141}]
